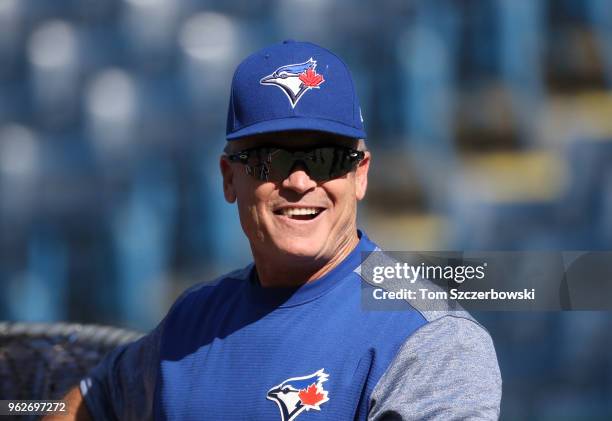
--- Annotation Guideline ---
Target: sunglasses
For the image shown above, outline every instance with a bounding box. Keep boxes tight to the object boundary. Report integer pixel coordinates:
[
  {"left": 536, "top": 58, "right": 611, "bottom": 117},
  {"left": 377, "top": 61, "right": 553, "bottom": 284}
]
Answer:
[{"left": 227, "top": 146, "right": 365, "bottom": 182}]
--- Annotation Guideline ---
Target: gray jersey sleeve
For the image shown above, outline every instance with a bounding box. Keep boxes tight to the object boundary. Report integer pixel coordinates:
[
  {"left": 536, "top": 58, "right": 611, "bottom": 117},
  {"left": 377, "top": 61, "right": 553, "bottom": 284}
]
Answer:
[
  {"left": 79, "top": 321, "right": 163, "bottom": 421},
  {"left": 367, "top": 315, "right": 502, "bottom": 421}
]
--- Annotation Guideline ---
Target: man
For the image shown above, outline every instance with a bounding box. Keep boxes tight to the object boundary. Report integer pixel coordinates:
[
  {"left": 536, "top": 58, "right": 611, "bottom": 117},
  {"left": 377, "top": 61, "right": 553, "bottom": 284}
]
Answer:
[{"left": 52, "top": 40, "right": 501, "bottom": 420}]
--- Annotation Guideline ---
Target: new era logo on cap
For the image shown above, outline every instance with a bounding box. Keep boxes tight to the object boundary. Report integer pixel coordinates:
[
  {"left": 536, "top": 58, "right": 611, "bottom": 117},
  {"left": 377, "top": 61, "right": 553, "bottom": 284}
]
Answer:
[{"left": 226, "top": 40, "right": 366, "bottom": 140}]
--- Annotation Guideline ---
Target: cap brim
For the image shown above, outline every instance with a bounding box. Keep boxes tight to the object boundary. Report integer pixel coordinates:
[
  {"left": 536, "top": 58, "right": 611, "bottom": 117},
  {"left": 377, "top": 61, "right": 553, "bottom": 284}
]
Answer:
[{"left": 226, "top": 117, "right": 366, "bottom": 140}]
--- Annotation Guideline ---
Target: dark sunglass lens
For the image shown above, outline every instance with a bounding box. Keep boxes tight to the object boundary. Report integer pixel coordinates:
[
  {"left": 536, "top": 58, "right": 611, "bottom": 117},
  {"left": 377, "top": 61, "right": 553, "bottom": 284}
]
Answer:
[
  {"left": 266, "top": 149, "right": 295, "bottom": 181},
  {"left": 242, "top": 148, "right": 268, "bottom": 181},
  {"left": 303, "top": 147, "right": 334, "bottom": 181},
  {"left": 242, "top": 146, "right": 360, "bottom": 182},
  {"left": 313, "top": 147, "right": 357, "bottom": 180}
]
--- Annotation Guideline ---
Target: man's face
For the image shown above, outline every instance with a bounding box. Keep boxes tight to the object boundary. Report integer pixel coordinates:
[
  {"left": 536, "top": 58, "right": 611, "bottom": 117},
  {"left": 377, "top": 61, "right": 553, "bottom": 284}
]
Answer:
[{"left": 220, "top": 131, "right": 370, "bottom": 265}]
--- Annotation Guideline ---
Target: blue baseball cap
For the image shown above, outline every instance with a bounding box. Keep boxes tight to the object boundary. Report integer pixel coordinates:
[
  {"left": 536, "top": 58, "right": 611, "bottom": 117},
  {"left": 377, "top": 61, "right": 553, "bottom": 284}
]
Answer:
[{"left": 226, "top": 40, "right": 366, "bottom": 141}]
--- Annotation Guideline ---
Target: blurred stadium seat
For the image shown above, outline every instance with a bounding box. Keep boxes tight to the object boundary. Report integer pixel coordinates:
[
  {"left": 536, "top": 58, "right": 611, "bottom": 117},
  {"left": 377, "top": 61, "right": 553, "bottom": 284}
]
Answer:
[{"left": 559, "top": 137, "right": 612, "bottom": 248}]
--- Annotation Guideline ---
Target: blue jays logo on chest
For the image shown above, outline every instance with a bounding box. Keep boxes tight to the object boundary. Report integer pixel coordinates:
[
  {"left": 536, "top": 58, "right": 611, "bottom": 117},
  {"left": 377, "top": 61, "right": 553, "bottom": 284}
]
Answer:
[
  {"left": 260, "top": 58, "right": 325, "bottom": 108},
  {"left": 267, "top": 369, "right": 330, "bottom": 421}
]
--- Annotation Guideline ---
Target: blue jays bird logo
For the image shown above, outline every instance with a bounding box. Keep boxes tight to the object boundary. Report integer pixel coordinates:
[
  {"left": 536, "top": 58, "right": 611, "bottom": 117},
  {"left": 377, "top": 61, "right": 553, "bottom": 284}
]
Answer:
[
  {"left": 260, "top": 58, "right": 325, "bottom": 108},
  {"left": 267, "top": 369, "right": 330, "bottom": 421}
]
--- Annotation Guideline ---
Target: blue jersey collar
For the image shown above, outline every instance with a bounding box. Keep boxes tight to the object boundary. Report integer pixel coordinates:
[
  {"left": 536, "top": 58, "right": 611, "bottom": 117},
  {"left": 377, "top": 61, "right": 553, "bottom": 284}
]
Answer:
[{"left": 244, "top": 230, "right": 376, "bottom": 308}]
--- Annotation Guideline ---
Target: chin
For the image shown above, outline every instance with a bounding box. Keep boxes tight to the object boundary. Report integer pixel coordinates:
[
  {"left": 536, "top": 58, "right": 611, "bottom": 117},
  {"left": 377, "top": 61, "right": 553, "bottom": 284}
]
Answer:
[{"left": 274, "top": 235, "right": 327, "bottom": 260}]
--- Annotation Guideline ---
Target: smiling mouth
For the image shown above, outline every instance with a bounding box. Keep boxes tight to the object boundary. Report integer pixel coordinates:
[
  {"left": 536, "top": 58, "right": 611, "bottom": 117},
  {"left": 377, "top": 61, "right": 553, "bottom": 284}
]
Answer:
[{"left": 273, "top": 207, "right": 325, "bottom": 221}]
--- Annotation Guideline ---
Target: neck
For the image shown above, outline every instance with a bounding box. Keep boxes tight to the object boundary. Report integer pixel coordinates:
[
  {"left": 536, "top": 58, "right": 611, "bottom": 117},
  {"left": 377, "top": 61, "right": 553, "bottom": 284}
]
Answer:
[{"left": 253, "top": 232, "right": 360, "bottom": 288}]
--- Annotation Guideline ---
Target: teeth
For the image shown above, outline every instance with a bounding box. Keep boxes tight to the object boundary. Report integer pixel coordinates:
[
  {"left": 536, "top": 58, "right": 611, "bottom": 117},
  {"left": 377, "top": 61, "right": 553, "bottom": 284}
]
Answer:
[{"left": 281, "top": 208, "right": 321, "bottom": 216}]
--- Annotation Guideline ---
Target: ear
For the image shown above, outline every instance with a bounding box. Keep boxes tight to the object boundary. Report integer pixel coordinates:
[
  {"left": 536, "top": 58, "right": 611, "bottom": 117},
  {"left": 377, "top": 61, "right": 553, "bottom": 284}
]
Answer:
[
  {"left": 355, "top": 151, "right": 370, "bottom": 201},
  {"left": 220, "top": 155, "right": 237, "bottom": 203}
]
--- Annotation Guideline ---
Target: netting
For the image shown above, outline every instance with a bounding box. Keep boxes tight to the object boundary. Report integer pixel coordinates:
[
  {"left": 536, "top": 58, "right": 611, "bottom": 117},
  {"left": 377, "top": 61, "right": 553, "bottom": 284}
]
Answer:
[{"left": 0, "top": 322, "right": 142, "bottom": 404}]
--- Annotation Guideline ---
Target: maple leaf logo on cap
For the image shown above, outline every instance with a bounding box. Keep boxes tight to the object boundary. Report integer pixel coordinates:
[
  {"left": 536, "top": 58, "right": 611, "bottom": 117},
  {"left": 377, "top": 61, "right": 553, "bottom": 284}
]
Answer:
[{"left": 299, "top": 68, "right": 324, "bottom": 88}]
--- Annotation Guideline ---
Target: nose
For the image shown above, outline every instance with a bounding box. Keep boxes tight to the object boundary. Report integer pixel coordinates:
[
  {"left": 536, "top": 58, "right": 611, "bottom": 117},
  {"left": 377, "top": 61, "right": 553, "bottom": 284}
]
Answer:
[{"left": 281, "top": 163, "right": 317, "bottom": 193}]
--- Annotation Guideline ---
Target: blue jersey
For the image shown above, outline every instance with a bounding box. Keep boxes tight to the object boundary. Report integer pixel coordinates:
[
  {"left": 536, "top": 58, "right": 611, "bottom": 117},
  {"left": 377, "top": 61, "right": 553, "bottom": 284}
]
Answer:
[{"left": 81, "top": 231, "right": 501, "bottom": 420}]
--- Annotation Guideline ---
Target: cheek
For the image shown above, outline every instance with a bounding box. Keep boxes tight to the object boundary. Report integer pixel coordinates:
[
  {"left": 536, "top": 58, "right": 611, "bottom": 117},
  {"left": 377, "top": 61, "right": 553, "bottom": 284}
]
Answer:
[
  {"left": 326, "top": 179, "right": 357, "bottom": 212},
  {"left": 235, "top": 182, "right": 274, "bottom": 239}
]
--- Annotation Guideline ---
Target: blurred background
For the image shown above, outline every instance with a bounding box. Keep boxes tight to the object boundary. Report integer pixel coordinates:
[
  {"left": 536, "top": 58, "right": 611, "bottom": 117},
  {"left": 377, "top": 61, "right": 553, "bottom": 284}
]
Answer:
[{"left": 0, "top": 0, "right": 611, "bottom": 418}]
